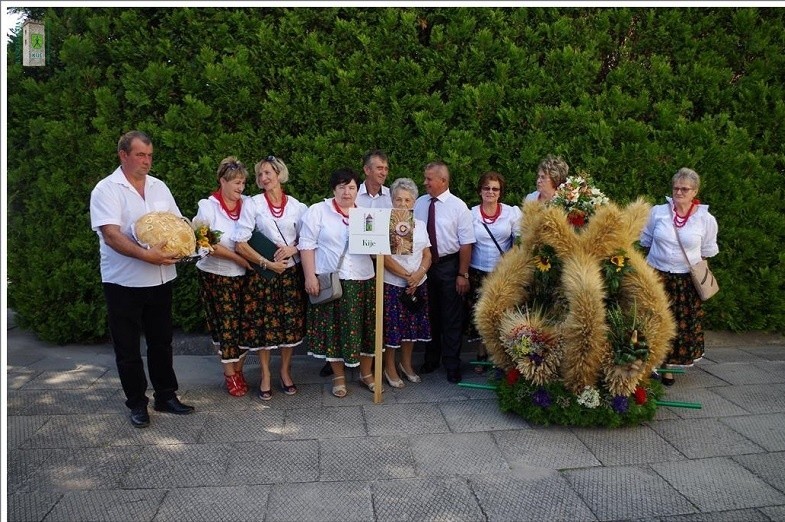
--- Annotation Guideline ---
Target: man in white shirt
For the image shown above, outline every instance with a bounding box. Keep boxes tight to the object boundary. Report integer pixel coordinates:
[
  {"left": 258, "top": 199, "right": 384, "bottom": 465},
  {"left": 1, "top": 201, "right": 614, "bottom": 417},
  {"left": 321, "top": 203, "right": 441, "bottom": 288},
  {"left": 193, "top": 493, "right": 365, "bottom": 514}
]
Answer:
[
  {"left": 356, "top": 149, "right": 392, "bottom": 208},
  {"left": 90, "top": 131, "right": 194, "bottom": 428},
  {"left": 413, "top": 161, "right": 475, "bottom": 383}
]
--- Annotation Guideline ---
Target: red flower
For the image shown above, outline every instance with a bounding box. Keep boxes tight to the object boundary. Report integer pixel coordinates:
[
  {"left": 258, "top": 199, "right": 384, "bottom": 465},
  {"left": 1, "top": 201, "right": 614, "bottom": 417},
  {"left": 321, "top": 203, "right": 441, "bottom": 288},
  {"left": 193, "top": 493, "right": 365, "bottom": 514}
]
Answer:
[
  {"left": 506, "top": 368, "right": 520, "bottom": 386},
  {"left": 567, "top": 210, "right": 586, "bottom": 227},
  {"left": 634, "top": 386, "right": 647, "bottom": 405}
]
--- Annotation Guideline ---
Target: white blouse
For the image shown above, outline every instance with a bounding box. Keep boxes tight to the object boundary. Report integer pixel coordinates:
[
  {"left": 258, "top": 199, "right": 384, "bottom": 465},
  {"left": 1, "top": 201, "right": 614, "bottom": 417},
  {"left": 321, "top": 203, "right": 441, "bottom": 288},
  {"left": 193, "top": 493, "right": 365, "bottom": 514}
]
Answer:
[
  {"left": 469, "top": 204, "right": 522, "bottom": 272},
  {"left": 640, "top": 197, "right": 719, "bottom": 273},
  {"left": 299, "top": 199, "right": 374, "bottom": 281},
  {"left": 383, "top": 219, "right": 430, "bottom": 287},
  {"left": 234, "top": 193, "right": 308, "bottom": 269},
  {"left": 194, "top": 195, "right": 248, "bottom": 277}
]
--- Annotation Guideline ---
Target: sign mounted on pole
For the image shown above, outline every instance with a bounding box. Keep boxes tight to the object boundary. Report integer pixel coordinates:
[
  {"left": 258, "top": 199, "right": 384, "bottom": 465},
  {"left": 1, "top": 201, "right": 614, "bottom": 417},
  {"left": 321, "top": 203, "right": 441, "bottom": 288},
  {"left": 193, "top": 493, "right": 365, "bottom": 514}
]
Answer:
[{"left": 23, "top": 19, "right": 45, "bottom": 67}]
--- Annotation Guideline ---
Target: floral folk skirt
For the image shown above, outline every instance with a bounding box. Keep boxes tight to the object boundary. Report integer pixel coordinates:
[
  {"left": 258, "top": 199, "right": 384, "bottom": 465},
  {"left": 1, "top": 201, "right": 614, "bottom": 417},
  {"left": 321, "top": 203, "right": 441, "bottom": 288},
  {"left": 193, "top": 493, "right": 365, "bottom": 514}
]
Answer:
[
  {"left": 463, "top": 267, "right": 490, "bottom": 342},
  {"left": 306, "top": 278, "right": 376, "bottom": 367},
  {"left": 659, "top": 270, "right": 705, "bottom": 366},
  {"left": 197, "top": 269, "right": 248, "bottom": 363},
  {"left": 241, "top": 265, "right": 307, "bottom": 350},
  {"left": 383, "top": 283, "right": 432, "bottom": 348}
]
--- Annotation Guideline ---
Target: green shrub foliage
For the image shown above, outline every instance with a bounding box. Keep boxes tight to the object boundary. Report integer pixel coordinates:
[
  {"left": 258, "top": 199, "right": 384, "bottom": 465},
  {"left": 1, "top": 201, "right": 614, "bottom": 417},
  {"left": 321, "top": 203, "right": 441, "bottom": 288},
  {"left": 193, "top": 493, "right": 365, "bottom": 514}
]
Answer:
[{"left": 7, "top": 7, "right": 785, "bottom": 343}]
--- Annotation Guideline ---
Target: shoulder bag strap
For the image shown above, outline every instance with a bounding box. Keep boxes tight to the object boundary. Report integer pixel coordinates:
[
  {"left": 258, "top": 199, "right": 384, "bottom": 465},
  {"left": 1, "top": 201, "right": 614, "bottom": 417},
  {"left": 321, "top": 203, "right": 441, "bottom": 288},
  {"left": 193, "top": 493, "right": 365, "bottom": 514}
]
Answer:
[
  {"left": 336, "top": 240, "right": 349, "bottom": 271},
  {"left": 481, "top": 222, "right": 505, "bottom": 254}
]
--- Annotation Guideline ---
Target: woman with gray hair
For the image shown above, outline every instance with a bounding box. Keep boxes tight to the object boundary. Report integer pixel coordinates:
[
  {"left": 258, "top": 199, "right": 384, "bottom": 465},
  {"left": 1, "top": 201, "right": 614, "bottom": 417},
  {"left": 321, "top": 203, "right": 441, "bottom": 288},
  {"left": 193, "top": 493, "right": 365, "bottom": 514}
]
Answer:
[
  {"left": 381, "top": 177, "right": 433, "bottom": 387},
  {"left": 640, "top": 168, "right": 719, "bottom": 386},
  {"left": 525, "top": 155, "right": 570, "bottom": 202},
  {"left": 235, "top": 155, "right": 308, "bottom": 400}
]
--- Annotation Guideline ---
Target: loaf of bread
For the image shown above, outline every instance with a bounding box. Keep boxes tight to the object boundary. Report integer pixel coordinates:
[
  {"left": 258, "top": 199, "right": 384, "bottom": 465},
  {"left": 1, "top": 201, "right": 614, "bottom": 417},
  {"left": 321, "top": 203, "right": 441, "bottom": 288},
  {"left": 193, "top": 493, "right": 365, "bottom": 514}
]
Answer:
[{"left": 134, "top": 211, "right": 196, "bottom": 257}]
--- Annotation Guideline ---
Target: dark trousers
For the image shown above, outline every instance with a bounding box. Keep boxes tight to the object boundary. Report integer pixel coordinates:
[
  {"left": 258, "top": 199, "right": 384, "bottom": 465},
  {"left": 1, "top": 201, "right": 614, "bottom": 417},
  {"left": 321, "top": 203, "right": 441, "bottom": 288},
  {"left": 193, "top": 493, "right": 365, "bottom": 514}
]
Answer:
[
  {"left": 103, "top": 282, "right": 178, "bottom": 409},
  {"left": 424, "top": 256, "right": 465, "bottom": 372}
]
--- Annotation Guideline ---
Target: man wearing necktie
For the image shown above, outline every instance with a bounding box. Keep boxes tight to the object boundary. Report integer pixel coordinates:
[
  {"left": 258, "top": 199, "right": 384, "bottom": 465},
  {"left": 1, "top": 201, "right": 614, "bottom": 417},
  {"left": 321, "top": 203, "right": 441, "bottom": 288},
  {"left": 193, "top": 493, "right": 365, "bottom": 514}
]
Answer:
[{"left": 413, "top": 162, "right": 476, "bottom": 383}]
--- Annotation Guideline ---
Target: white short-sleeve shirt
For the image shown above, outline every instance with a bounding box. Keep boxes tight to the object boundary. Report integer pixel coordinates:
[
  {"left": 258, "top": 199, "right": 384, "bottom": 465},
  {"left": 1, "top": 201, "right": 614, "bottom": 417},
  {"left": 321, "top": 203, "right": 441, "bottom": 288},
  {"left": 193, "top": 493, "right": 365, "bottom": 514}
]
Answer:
[
  {"left": 413, "top": 189, "right": 475, "bottom": 257},
  {"left": 90, "top": 167, "right": 181, "bottom": 287}
]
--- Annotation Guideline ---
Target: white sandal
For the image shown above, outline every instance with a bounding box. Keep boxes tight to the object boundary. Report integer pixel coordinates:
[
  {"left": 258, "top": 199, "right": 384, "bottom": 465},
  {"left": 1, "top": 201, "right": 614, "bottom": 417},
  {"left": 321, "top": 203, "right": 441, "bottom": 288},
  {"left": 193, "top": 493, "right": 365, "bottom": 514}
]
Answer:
[
  {"left": 332, "top": 375, "right": 347, "bottom": 398},
  {"left": 360, "top": 374, "right": 384, "bottom": 393}
]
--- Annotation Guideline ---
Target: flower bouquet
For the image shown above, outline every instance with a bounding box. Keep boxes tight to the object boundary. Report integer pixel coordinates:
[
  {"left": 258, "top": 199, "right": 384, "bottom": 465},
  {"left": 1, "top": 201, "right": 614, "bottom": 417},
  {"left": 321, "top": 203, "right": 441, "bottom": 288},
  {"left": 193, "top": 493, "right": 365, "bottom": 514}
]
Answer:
[
  {"left": 549, "top": 175, "right": 609, "bottom": 228},
  {"left": 192, "top": 220, "right": 223, "bottom": 257}
]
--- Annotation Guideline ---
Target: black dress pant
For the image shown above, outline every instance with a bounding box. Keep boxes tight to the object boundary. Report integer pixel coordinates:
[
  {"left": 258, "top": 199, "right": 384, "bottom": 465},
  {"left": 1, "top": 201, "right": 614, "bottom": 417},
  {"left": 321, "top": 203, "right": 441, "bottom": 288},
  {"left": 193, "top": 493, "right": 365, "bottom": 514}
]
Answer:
[
  {"left": 424, "top": 256, "right": 465, "bottom": 372},
  {"left": 103, "top": 282, "right": 178, "bottom": 409}
]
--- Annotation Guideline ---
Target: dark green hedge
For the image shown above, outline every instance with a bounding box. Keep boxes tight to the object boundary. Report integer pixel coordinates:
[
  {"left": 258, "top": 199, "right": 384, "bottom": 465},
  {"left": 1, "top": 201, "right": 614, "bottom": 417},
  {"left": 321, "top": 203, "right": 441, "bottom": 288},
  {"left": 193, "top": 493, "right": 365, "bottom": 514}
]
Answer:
[{"left": 7, "top": 7, "right": 785, "bottom": 343}]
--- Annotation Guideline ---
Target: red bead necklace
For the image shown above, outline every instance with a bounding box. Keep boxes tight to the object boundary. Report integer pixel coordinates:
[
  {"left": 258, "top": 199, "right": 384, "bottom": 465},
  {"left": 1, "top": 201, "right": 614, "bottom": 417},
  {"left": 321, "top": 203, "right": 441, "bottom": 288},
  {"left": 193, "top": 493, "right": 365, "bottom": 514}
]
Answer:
[
  {"left": 212, "top": 190, "right": 241, "bottom": 221},
  {"left": 332, "top": 198, "right": 353, "bottom": 225},
  {"left": 673, "top": 199, "right": 699, "bottom": 228},
  {"left": 480, "top": 204, "right": 501, "bottom": 224},
  {"left": 264, "top": 191, "right": 287, "bottom": 219}
]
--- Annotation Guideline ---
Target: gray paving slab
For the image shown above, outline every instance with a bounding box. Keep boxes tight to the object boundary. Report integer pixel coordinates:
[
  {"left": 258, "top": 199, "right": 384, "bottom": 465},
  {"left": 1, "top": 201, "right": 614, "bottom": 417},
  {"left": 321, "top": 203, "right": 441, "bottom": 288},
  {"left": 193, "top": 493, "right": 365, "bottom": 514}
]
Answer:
[
  {"left": 320, "top": 435, "right": 415, "bottom": 481},
  {"left": 649, "top": 418, "right": 766, "bottom": 458},
  {"left": 265, "top": 480, "right": 374, "bottom": 522},
  {"left": 226, "top": 440, "right": 319, "bottom": 485},
  {"left": 572, "top": 425, "right": 684, "bottom": 465},
  {"left": 6, "top": 368, "right": 43, "bottom": 389},
  {"left": 744, "top": 345, "right": 785, "bottom": 361},
  {"left": 7, "top": 492, "right": 63, "bottom": 522},
  {"left": 669, "top": 366, "right": 733, "bottom": 388},
  {"left": 733, "top": 452, "right": 785, "bottom": 494},
  {"left": 8, "top": 449, "right": 72, "bottom": 495},
  {"left": 703, "top": 346, "right": 768, "bottom": 363},
  {"left": 196, "top": 409, "right": 285, "bottom": 443},
  {"left": 721, "top": 414, "right": 785, "bottom": 452},
  {"left": 711, "top": 383, "right": 785, "bottom": 414},
  {"left": 152, "top": 485, "right": 273, "bottom": 522},
  {"left": 7, "top": 388, "right": 126, "bottom": 415},
  {"left": 7, "top": 415, "right": 50, "bottom": 449},
  {"left": 494, "top": 426, "right": 602, "bottom": 470},
  {"left": 564, "top": 465, "right": 696, "bottom": 520},
  {"left": 657, "top": 508, "right": 772, "bottom": 521},
  {"left": 703, "top": 361, "right": 785, "bottom": 386},
  {"left": 20, "top": 414, "right": 128, "bottom": 449},
  {"left": 659, "top": 387, "right": 751, "bottom": 418},
  {"left": 410, "top": 432, "right": 510, "bottom": 476},
  {"left": 760, "top": 504, "right": 785, "bottom": 521},
  {"left": 372, "top": 477, "right": 484, "bottom": 522},
  {"left": 469, "top": 471, "right": 599, "bottom": 521},
  {"left": 41, "top": 489, "right": 167, "bottom": 522},
  {"left": 120, "top": 443, "right": 233, "bottom": 489},
  {"left": 362, "top": 401, "right": 450, "bottom": 436},
  {"left": 282, "top": 405, "right": 368, "bottom": 439},
  {"left": 439, "top": 398, "right": 531, "bottom": 433},
  {"left": 651, "top": 457, "right": 785, "bottom": 511},
  {"left": 20, "top": 365, "right": 110, "bottom": 390}
]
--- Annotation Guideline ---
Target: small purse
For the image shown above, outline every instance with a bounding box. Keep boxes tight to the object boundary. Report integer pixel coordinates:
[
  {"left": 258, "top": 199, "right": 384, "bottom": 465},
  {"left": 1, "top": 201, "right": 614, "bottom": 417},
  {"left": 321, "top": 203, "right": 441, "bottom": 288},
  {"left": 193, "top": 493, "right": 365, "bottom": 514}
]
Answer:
[
  {"left": 399, "top": 285, "right": 425, "bottom": 312},
  {"left": 310, "top": 272, "right": 343, "bottom": 305},
  {"left": 309, "top": 242, "right": 349, "bottom": 305},
  {"left": 670, "top": 207, "right": 719, "bottom": 301}
]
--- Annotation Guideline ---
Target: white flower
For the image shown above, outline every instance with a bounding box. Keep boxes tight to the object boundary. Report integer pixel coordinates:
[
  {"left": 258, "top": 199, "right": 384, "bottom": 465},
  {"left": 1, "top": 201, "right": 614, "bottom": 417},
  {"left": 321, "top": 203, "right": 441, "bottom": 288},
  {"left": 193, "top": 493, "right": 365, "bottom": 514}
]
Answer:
[{"left": 577, "top": 386, "right": 600, "bottom": 409}]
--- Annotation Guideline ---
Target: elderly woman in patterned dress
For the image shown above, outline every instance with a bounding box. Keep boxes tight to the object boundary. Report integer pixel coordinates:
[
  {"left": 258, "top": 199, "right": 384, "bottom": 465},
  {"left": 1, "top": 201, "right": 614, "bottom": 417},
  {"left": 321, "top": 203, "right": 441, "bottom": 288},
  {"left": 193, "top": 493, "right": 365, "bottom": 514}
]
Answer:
[
  {"left": 381, "top": 178, "right": 432, "bottom": 388},
  {"left": 194, "top": 156, "right": 254, "bottom": 397},
  {"left": 640, "top": 167, "right": 719, "bottom": 386},
  {"left": 235, "top": 156, "right": 308, "bottom": 400},
  {"left": 299, "top": 167, "right": 379, "bottom": 398}
]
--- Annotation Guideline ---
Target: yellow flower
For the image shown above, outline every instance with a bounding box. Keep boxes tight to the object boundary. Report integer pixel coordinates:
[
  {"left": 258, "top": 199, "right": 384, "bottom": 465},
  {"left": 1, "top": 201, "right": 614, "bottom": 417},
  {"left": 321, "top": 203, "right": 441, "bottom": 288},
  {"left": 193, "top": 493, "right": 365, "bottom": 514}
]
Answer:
[
  {"left": 610, "top": 255, "right": 625, "bottom": 272},
  {"left": 536, "top": 256, "right": 551, "bottom": 272}
]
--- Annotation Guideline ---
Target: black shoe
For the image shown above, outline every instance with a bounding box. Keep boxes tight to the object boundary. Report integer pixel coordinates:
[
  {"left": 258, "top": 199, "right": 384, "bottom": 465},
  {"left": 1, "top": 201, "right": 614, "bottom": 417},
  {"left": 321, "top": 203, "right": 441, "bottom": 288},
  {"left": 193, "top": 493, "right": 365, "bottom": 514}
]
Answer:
[
  {"left": 661, "top": 375, "right": 675, "bottom": 387},
  {"left": 446, "top": 369, "right": 462, "bottom": 384},
  {"left": 153, "top": 397, "right": 195, "bottom": 415},
  {"left": 419, "top": 362, "right": 440, "bottom": 374},
  {"left": 130, "top": 406, "right": 150, "bottom": 428},
  {"left": 319, "top": 362, "right": 334, "bottom": 377}
]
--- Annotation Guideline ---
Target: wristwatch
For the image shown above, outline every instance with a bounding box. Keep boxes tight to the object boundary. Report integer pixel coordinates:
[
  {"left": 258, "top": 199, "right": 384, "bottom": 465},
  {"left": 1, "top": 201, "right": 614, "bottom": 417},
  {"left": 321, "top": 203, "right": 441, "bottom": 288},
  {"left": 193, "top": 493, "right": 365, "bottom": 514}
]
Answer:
[{"left": 461, "top": 272, "right": 469, "bottom": 280}]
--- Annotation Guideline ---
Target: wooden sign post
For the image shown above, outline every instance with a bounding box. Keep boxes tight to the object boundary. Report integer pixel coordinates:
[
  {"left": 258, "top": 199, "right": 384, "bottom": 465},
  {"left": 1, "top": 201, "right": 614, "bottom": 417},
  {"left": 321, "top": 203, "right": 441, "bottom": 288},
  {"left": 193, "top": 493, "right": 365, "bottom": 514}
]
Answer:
[{"left": 349, "top": 208, "right": 414, "bottom": 403}]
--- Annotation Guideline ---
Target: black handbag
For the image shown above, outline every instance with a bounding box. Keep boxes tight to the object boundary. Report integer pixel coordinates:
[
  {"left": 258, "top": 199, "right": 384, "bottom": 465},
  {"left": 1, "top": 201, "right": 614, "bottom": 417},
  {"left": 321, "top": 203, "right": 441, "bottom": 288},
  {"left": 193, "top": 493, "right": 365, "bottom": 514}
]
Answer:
[{"left": 399, "top": 286, "right": 425, "bottom": 312}]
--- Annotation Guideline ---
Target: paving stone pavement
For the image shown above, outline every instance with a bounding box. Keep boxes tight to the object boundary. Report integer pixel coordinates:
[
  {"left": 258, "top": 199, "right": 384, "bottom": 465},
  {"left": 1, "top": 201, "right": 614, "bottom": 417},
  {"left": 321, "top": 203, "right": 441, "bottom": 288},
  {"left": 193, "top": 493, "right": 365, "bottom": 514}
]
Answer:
[{"left": 5, "top": 311, "right": 785, "bottom": 522}]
